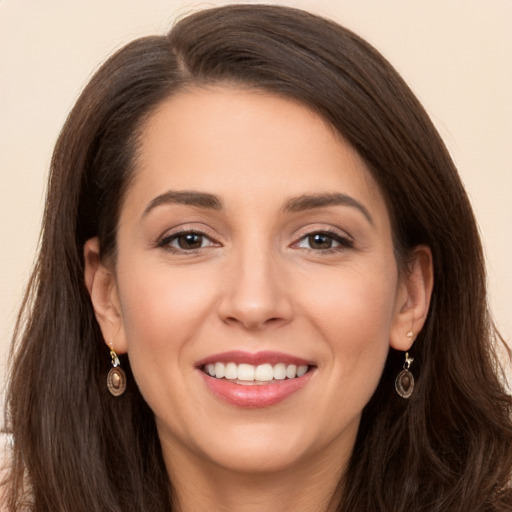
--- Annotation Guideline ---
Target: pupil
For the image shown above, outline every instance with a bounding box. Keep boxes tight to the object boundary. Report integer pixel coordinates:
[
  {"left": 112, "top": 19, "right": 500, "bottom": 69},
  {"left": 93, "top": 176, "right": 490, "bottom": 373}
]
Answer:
[
  {"left": 309, "top": 233, "right": 332, "bottom": 249},
  {"left": 178, "top": 233, "right": 202, "bottom": 249}
]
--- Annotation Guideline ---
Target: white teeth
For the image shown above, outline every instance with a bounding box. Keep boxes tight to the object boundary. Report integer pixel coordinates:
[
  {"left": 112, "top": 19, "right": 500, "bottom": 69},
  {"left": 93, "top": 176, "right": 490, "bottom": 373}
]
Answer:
[
  {"left": 237, "top": 363, "right": 255, "bottom": 381},
  {"left": 225, "top": 362, "right": 238, "bottom": 380},
  {"left": 297, "top": 365, "right": 308, "bottom": 377},
  {"left": 273, "top": 363, "right": 287, "bottom": 380},
  {"left": 254, "top": 363, "right": 273, "bottom": 381},
  {"left": 286, "top": 364, "right": 297, "bottom": 379},
  {"left": 214, "top": 362, "right": 225, "bottom": 378},
  {"left": 204, "top": 362, "right": 310, "bottom": 381}
]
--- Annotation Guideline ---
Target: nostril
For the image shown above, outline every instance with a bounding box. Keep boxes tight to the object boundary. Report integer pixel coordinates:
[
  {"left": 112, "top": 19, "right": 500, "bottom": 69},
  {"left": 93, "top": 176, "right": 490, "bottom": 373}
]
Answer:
[
  {"left": 217, "top": 272, "right": 294, "bottom": 329},
  {"left": 223, "top": 315, "right": 287, "bottom": 330}
]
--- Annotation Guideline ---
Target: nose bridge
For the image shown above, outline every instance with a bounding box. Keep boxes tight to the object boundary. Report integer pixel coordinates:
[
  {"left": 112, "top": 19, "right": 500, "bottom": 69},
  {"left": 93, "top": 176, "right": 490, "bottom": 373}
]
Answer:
[{"left": 219, "top": 233, "right": 291, "bottom": 329}]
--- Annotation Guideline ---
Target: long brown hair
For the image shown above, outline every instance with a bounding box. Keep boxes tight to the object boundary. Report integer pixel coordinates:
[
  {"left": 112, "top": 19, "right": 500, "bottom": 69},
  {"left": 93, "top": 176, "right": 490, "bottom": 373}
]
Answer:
[{"left": 4, "top": 4, "right": 512, "bottom": 511}]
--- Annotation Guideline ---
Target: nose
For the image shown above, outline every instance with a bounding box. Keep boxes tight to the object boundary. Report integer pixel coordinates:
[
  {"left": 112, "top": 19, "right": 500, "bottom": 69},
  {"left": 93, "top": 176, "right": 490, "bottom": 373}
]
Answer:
[{"left": 218, "top": 246, "right": 293, "bottom": 331}]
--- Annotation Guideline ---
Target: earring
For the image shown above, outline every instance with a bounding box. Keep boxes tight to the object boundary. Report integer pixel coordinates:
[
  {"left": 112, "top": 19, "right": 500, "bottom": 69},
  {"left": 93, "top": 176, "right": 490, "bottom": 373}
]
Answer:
[
  {"left": 107, "top": 344, "right": 127, "bottom": 397},
  {"left": 395, "top": 349, "right": 414, "bottom": 399}
]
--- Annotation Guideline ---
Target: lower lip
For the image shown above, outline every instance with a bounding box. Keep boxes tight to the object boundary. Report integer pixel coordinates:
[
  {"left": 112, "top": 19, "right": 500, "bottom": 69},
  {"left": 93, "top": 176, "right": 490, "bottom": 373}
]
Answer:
[{"left": 199, "top": 370, "right": 314, "bottom": 408}]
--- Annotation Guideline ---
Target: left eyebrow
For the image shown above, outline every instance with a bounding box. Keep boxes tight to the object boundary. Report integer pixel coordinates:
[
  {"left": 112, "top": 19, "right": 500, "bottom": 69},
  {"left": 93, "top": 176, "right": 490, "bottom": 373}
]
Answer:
[{"left": 283, "top": 193, "right": 374, "bottom": 226}]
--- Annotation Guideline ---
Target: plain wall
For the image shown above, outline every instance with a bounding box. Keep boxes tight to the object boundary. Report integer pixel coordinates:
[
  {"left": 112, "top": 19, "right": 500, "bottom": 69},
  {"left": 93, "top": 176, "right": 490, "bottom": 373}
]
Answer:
[{"left": 1, "top": 0, "right": 511, "bottom": 391}]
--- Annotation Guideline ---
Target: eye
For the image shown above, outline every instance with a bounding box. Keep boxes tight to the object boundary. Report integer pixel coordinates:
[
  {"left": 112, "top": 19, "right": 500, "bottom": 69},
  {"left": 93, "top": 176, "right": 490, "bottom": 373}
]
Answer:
[
  {"left": 295, "top": 231, "right": 353, "bottom": 251},
  {"left": 159, "top": 231, "right": 217, "bottom": 252}
]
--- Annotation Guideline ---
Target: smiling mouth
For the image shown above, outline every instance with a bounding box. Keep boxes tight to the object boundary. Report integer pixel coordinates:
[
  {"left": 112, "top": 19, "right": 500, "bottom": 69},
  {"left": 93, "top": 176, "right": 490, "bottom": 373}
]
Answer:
[
  {"left": 198, "top": 353, "right": 316, "bottom": 407},
  {"left": 201, "top": 362, "right": 311, "bottom": 384}
]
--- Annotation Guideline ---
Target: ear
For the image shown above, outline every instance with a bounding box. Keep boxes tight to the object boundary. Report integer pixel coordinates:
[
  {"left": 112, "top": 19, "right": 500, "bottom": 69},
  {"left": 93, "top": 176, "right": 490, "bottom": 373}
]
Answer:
[
  {"left": 84, "top": 237, "right": 127, "bottom": 354},
  {"left": 389, "top": 245, "right": 434, "bottom": 351}
]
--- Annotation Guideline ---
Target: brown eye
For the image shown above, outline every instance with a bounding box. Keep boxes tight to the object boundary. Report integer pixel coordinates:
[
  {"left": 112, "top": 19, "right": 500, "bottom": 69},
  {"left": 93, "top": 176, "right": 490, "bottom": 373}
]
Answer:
[
  {"left": 159, "top": 231, "right": 217, "bottom": 252},
  {"left": 176, "top": 233, "right": 204, "bottom": 250},
  {"left": 307, "top": 233, "right": 334, "bottom": 249},
  {"left": 295, "top": 231, "right": 353, "bottom": 252}
]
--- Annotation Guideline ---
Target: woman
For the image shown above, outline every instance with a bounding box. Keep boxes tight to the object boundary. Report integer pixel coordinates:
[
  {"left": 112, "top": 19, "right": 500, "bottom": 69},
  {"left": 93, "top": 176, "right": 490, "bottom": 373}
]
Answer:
[{"left": 3, "top": 4, "right": 511, "bottom": 511}]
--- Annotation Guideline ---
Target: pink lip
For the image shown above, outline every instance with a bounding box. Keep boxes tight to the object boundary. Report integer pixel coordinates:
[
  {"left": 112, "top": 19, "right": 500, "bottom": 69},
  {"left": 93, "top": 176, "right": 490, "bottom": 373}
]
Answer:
[
  {"left": 195, "top": 350, "right": 313, "bottom": 367},
  {"left": 199, "top": 370, "right": 314, "bottom": 408}
]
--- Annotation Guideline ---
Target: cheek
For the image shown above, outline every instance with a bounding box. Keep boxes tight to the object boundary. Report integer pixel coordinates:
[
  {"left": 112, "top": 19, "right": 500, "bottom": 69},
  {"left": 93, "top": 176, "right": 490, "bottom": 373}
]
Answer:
[
  {"left": 114, "top": 261, "right": 220, "bottom": 423},
  {"left": 117, "top": 260, "right": 217, "bottom": 346},
  {"left": 298, "top": 261, "right": 397, "bottom": 400},
  {"left": 114, "top": 260, "right": 220, "bottom": 412},
  {"left": 300, "top": 260, "right": 398, "bottom": 344}
]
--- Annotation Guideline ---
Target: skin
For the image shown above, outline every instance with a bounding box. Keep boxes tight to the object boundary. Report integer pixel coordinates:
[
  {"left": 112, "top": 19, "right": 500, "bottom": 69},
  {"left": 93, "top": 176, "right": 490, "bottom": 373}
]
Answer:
[{"left": 85, "top": 86, "right": 433, "bottom": 511}]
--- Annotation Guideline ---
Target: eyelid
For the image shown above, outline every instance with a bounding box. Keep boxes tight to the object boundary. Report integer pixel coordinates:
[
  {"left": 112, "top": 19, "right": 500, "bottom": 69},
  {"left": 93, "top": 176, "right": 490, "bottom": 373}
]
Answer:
[
  {"left": 291, "top": 226, "right": 355, "bottom": 251},
  {"left": 157, "top": 226, "right": 221, "bottom": 252}
]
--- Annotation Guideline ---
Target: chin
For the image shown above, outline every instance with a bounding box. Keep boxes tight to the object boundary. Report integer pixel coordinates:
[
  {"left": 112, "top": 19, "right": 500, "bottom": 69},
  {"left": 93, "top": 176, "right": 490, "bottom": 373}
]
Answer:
[
  {"left": 201, "top": 438, "right": 310, "bottom": 475},
  {"left": 187, "top": 416, "right": 356, "bottom": 476}
]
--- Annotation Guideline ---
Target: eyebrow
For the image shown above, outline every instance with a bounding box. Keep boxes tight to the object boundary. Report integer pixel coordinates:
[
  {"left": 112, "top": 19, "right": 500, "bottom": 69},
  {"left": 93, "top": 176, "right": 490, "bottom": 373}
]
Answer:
[
  {"left": 142, "top": 190, "right": 223, "bottom": 217},
  {"left": 142, "top": 190, "right": 373, "bottom": 225},
  {"left": 283, "top": 193, "right": 374, "bottom": 225}
]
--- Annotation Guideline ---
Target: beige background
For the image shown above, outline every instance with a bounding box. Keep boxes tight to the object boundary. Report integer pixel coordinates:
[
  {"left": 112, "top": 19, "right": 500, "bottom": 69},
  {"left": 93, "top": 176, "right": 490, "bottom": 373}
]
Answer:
[{"left": 1, "top": 0, "right": 511, "bottom": 392}]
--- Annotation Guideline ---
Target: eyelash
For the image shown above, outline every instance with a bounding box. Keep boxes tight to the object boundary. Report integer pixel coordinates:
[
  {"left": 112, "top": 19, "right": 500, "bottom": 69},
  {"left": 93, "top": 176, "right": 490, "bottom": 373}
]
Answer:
[
  {"left": 158, "top": 230, "right": 218, "bottom": 253},
  {"left": 157, "top": 228, "right": 353, "bottom": 255},
  {"left": 293, "top": 229, "right": 354, "bottom": 253}
]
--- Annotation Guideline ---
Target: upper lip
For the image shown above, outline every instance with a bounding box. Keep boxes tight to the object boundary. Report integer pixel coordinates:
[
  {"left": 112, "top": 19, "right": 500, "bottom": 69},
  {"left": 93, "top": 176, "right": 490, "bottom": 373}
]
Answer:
[{"left": 195, "top": 350, "right": 314, "bottom": 368}]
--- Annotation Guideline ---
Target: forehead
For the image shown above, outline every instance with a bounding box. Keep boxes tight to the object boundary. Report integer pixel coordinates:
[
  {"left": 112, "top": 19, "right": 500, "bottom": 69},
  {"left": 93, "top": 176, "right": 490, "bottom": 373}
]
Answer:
[{"left": 126, "top": 86, "right": 387, "bottom": 222}]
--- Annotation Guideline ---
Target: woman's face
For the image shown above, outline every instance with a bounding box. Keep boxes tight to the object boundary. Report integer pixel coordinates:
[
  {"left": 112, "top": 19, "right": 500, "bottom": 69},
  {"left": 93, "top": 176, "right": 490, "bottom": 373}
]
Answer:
[{"left": 97, "top": 87, "right": 417, "bottom": 476}]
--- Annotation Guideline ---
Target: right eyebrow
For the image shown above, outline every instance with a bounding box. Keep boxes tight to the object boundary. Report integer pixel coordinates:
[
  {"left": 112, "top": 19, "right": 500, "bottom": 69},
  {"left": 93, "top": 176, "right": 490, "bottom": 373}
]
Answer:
[{"left": 141, "top": 190, "right": 223, "bottom": 218}]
